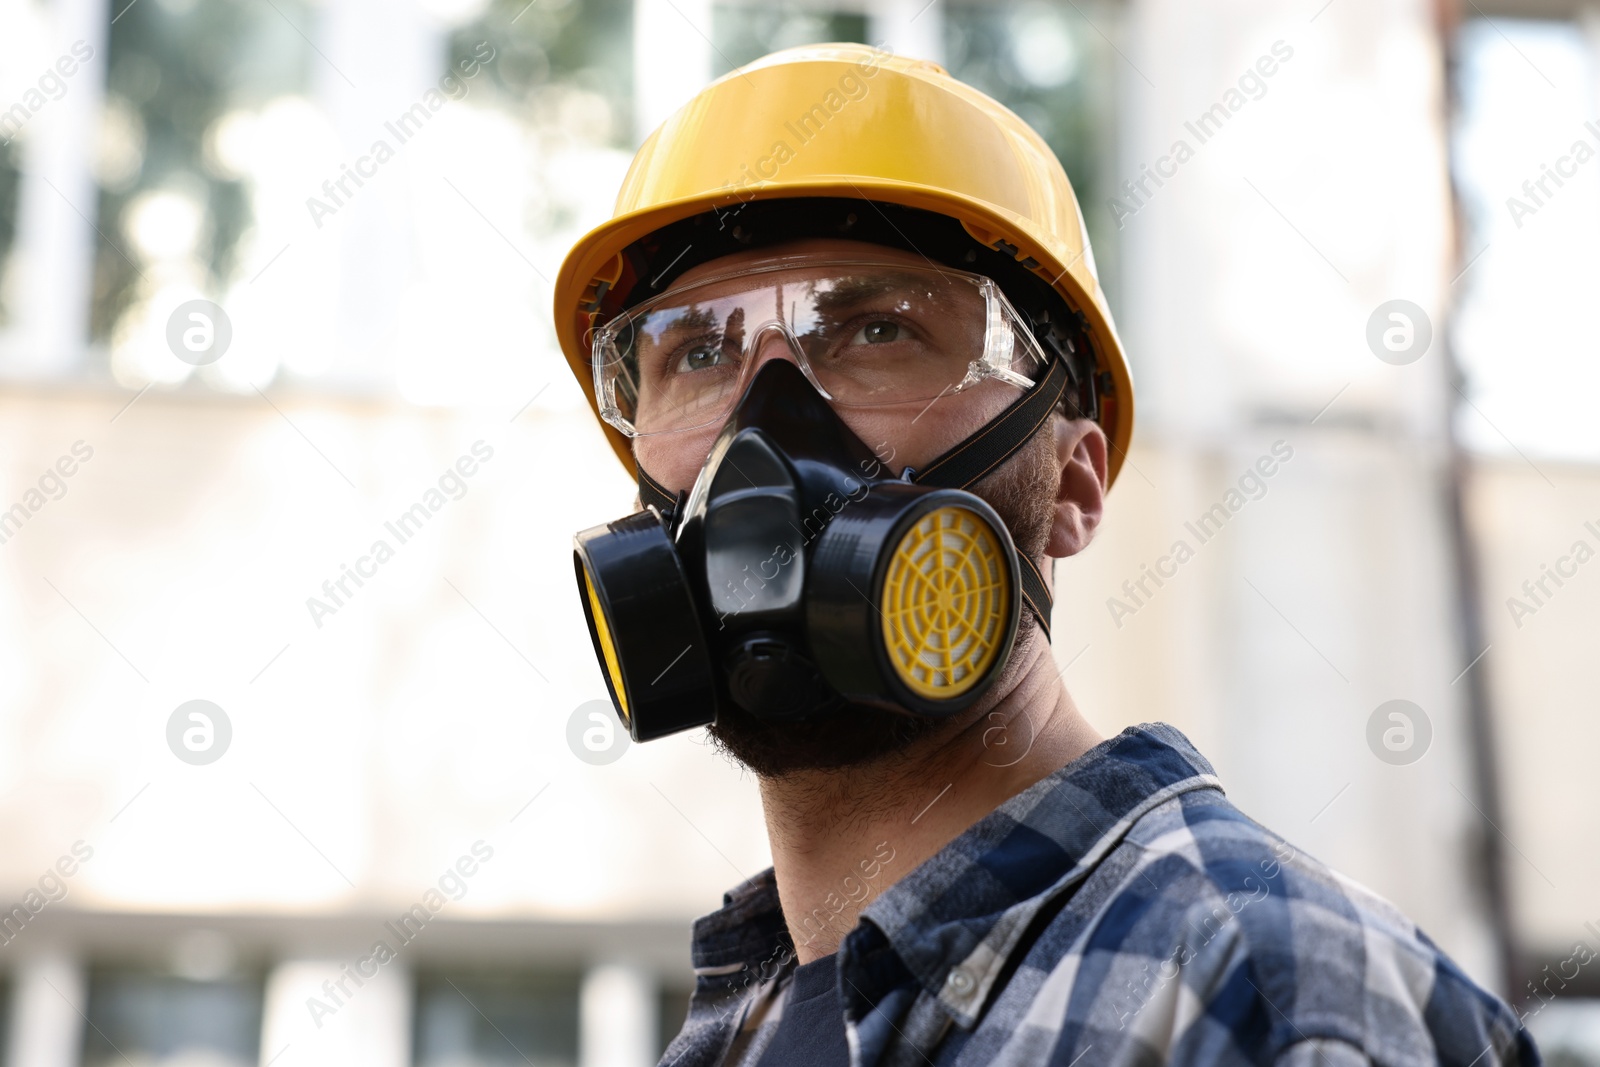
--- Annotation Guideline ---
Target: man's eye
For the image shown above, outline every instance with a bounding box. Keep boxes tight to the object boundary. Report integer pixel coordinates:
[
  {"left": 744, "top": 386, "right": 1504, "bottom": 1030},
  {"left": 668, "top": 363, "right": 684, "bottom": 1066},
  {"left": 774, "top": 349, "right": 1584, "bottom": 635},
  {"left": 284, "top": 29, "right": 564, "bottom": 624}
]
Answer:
[
  {"left": 850, "top": 320, "right": 902, "bottom": 345},
  {"left": 674, "top": 343, "right": 729, "bottom": 373}
]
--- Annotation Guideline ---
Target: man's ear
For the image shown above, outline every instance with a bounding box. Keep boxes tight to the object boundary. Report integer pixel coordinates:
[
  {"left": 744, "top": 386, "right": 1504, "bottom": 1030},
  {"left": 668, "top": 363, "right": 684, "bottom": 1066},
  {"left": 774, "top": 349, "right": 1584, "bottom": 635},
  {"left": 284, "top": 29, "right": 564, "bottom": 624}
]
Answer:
[{"left": 1046, "top": 415, "right": 1109, "bottom": 558}]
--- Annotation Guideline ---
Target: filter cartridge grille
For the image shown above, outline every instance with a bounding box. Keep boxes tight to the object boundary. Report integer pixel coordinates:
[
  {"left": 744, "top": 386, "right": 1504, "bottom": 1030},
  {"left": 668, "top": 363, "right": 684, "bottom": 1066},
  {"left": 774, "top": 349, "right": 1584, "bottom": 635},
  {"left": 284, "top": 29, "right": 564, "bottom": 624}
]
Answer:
[{"left": 879, "top": 505, "right": 1011, "bottom": 699}]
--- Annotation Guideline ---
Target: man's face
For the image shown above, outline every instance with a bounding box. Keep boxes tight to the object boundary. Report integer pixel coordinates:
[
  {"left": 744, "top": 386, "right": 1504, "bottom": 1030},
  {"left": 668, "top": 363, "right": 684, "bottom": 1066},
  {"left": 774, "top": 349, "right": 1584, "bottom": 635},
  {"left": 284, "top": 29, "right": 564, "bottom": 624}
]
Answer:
[{"left": 630, "top": 237, "right": 1068, "bottom": 777}]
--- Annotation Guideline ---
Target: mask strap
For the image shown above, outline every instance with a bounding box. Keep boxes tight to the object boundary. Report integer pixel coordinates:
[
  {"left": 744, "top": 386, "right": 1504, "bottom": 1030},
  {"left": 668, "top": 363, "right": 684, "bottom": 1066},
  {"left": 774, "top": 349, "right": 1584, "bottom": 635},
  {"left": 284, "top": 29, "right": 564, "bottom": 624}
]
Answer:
[
  {"left": 1013, "top": 554, "right": 1055, "bottom": 644},
  {"left": 634, "top": 356, "right": 1071, "bottom": 639},
  {"left": 637, "top": 463, "right": 678, "bottom": 515},
  {"left": 909, "top": 355, "right": 1071, "bottom": 642}
]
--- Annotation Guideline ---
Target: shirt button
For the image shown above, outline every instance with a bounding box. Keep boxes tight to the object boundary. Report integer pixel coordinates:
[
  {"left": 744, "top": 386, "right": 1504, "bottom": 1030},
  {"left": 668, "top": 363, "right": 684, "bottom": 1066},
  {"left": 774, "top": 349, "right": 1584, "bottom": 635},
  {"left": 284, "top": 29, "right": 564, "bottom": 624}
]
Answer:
[{"left": 946, "top": 968, "right": 975, "bottom": 996}]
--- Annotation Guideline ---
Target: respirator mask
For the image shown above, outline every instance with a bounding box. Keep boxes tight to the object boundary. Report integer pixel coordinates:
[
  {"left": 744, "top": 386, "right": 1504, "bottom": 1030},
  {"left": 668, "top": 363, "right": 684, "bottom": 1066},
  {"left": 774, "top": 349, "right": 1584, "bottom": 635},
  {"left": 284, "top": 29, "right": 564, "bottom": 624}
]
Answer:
[{"left": 572, "top": 256, "right": 1080, "bottom": 742}]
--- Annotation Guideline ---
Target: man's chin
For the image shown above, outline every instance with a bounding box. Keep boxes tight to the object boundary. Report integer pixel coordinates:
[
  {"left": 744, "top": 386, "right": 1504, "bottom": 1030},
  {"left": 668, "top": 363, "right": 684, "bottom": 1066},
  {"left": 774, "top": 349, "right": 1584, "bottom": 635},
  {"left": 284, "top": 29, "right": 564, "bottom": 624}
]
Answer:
[{"left": 706, "top": 700, "right": 954, "bottom": 778}]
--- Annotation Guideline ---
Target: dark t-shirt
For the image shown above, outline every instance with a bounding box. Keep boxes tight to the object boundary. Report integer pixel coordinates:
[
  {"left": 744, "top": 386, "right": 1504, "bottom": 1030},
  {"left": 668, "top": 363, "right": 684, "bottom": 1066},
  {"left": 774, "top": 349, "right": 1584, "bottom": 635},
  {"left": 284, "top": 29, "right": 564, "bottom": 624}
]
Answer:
[{"left": 755, "top": 953, "right": 849, "bottom": 1066}]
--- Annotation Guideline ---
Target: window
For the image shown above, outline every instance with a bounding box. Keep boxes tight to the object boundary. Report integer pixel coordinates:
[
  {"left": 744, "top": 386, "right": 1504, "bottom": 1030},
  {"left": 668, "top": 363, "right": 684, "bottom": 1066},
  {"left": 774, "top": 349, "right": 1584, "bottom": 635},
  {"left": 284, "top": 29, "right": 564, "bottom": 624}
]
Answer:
[
  {"left": 80, "top": 969, "right": 264, "bottom": 1067},
  {"left": 0, "top": 972, "right": 10, "bottom": 1066},
  {"left": 0, "top": 0, "right": 635, "bottom": 411},
  {"left": 658, "top": 982, "right": 692, "bottom": 1056},
  {"left": 413, "top": 970, "right": 581, "bottom": 1067}
]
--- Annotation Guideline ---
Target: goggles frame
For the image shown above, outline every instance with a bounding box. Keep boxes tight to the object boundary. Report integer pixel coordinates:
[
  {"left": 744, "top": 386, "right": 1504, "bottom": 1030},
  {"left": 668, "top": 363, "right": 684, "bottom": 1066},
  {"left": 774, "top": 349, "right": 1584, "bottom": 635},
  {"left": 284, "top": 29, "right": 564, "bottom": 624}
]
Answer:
[{"left": 590, "top": 256, "right": 1055, "bottom": 439}]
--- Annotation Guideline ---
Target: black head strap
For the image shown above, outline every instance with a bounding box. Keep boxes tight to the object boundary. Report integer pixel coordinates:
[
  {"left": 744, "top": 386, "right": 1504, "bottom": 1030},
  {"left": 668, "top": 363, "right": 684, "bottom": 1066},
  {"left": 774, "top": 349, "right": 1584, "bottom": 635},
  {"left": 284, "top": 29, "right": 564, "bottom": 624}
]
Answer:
[
  {"left": 909, "top": 356, "right": 1068, "bottom": 491},
  {"left": 1015, "top": 552, "right": 1055, "bottom": 644},
  {"left": 906, "top": 355, "right": 1068, "bottom": 641},
  {"left": 637, "top": 462, "right": 677, "bottom": 515}
]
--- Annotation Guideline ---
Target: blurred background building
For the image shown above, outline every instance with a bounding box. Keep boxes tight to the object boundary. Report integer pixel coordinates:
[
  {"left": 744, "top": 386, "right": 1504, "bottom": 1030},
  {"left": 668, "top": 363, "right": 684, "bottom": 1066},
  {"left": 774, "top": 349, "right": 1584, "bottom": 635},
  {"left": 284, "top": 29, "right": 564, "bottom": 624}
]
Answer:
[{"left": 0, "top": 0, "right": 1596, "bottom": 1062}]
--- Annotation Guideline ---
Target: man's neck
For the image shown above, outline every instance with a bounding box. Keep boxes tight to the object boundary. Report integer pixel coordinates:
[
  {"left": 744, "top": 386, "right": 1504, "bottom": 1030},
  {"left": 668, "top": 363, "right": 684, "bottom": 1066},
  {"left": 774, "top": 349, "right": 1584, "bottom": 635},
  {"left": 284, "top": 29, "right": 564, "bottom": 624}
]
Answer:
[{"left": 758, "top": 634, "right": 1104, "bottom": 964}]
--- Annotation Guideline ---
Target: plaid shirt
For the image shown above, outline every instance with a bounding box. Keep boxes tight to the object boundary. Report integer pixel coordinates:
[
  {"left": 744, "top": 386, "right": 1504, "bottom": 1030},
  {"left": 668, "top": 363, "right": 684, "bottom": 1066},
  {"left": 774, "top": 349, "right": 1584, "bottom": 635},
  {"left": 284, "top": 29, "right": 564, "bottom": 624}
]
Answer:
[{"left": 660, "top": 723, "right": 1539, "bottom": 1067}]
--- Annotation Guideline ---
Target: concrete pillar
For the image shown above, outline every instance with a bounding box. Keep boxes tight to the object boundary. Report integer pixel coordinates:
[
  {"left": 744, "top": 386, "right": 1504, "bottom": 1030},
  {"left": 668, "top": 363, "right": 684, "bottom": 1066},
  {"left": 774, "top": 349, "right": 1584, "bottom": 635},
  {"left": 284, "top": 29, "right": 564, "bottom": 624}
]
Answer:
[
  {"left": 869, "top": 0, "right": 943, "bottom": 66},
  {"left": 312, "top": 0, "right": 446, "bottom": 390},
  {"left": 581, "top": 961, "right": 660, "bottom": 1067},
  {"left": 1, "top": 0, "right": 108, "bottom": 375},
  {"left": 634, "top": 0, "right": 714, "bottom": 142},
  {"left": 5, "top": 952, "right": 87, "bottom": 1067},
  {"left": 260, "top": 959, "right": 411, "bottom": 1067}
]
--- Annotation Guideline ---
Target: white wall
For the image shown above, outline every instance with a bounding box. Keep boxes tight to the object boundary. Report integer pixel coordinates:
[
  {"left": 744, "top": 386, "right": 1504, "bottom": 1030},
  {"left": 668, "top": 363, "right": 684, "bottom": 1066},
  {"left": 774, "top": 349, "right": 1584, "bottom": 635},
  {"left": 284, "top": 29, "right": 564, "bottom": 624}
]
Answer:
[{"left": 1086, "top": 0, "right": 1502, "bottom": 984}]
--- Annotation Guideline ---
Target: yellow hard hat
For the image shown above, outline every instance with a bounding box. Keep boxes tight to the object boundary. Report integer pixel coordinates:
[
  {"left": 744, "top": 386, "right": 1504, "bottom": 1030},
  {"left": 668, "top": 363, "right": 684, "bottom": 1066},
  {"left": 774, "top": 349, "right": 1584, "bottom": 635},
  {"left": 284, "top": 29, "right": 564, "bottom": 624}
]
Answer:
[{"left": 553, "top": 42, "right": 1134, "bottom": 488}]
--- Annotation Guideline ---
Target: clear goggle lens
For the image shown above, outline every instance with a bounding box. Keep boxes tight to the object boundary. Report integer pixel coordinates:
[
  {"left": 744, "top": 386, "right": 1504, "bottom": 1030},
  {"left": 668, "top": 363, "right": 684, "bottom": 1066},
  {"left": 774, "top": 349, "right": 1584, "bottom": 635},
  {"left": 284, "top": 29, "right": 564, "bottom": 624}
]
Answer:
[{"left": 592, "top": 259, "right": 1049, "bottom": 437}]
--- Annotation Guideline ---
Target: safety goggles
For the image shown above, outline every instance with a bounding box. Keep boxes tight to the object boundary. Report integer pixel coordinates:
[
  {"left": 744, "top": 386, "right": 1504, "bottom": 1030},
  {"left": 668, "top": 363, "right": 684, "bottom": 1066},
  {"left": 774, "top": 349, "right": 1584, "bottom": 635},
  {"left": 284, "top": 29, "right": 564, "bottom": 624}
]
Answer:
[{"left": 592, "top": 258, "right": 1051, "bottom": 437}]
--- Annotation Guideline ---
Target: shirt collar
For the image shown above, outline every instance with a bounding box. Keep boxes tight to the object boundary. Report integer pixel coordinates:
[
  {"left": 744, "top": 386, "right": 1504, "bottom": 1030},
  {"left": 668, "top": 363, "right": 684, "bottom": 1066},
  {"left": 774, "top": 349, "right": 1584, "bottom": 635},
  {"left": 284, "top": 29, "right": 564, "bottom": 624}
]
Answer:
[
  {"left": 854, "top": 722, "right": 1223, "bottom": 1027},
  {"left": 686, "top": 723, "right": 1223, "bottom": 1026}
]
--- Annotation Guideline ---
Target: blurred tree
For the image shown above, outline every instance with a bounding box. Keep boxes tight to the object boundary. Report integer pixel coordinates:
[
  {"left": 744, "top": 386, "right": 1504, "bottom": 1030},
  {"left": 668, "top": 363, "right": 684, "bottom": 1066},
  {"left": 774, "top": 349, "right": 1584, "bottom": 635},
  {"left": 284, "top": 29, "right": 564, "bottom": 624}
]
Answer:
[
  {"left": 0, "top": 138, "right": 20, "bottom": 328},
  {"left": 677, "top": 0, "right": 1123, "bottom": 312},
  {"left": 712, "top": 5, "right": 869, "bottom": 74},
  {"left": 451, "top": 0, "right": 634, "bottom": 236},
  {"left": 452, "top": 0, "right": 634, "bottom": 138},
  {"left": 90, "top": 0, "right": 314, "bottom": 347},
  {"left": 943, "top": 0, "right": 1121, "bottom": 313}
]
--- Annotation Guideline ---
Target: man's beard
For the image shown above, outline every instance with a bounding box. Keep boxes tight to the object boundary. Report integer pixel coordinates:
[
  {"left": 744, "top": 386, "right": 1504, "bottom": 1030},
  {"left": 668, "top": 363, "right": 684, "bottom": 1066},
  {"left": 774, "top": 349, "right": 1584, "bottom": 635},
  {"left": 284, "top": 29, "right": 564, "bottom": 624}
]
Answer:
[{"left": 705, "top": 423, "right": 1061, "bottom": 778}]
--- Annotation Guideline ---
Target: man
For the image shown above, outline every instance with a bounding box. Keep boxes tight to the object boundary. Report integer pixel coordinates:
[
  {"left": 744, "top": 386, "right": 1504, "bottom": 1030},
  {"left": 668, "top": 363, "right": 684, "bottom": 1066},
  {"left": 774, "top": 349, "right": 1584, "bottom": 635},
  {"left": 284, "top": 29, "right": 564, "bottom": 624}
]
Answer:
[{"left": 553, "top": 44, "right": 1538, "bottom": 1067}]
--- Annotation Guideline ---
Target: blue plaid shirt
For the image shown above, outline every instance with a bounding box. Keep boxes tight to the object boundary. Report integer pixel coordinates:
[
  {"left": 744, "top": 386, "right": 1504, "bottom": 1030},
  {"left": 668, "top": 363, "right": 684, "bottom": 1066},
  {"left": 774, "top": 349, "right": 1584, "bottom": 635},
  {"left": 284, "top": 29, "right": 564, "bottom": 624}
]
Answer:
[{"left": 660, "top": 723, "right": 1539, "bottom": 1067}]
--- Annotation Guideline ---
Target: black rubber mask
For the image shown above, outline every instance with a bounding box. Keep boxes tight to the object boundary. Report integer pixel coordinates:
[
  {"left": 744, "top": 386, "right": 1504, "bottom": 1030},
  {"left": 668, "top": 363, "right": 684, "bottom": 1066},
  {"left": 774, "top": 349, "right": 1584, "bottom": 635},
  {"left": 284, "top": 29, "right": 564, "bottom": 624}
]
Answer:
[{"left": 574, "top": 359, "right": 1030, "bottom": 742}]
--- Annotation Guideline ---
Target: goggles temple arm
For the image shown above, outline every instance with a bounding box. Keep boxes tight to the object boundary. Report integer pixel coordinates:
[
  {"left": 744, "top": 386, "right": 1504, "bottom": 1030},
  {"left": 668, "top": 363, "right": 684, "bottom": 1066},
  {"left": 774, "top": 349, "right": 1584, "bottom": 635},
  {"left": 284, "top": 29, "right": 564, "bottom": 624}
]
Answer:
[{"left": 1023, "top": 307, "right": 1101, "bottom": 424}]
